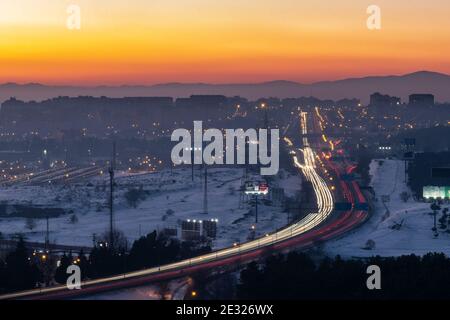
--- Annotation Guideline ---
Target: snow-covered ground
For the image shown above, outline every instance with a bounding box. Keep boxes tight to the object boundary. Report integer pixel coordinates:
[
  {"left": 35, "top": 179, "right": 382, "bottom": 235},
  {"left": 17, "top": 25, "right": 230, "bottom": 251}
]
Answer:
[
  {"left": 0, "top": 167, "right": 301, "bottom": 250},
  {"left": 325, "top": 159, "right": 450, "bottom": 258},
  {"left": 78, "top": 278, "right": 190, "bottom": 300}
]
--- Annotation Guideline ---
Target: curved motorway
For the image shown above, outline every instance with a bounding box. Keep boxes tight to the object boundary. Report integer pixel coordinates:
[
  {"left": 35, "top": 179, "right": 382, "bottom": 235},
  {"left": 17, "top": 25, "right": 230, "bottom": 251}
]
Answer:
[{"left": 0, "top": 111, "right": 368, "bottom": 300}]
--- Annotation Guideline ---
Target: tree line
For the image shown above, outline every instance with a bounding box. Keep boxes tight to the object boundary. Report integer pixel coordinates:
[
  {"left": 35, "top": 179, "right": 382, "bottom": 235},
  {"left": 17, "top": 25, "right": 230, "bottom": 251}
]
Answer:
[
  {"left": 238, "top": 252, "right": 450, "bottom": 299},
  {"left": 0, "top": 231, "right": 211, "bottom": 294}
]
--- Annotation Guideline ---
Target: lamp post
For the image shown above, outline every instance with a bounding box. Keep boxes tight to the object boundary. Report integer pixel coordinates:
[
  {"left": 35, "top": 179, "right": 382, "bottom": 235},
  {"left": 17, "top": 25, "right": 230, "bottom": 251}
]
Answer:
[{"left": 255, "top": 195, "right": 258, "bottom": 223}]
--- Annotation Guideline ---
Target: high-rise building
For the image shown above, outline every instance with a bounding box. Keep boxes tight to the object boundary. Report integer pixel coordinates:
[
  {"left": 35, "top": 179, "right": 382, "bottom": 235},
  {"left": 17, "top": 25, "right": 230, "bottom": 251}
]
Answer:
[
  {"left": 369, "top": 92, "right": 401, "bottom": 107},
  {"left": 408, "top": 94, "right": 435, "bottom": 107}
]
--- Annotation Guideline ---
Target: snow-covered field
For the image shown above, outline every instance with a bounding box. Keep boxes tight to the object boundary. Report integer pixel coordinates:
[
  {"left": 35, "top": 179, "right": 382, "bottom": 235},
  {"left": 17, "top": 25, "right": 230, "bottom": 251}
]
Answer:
[
  {"left": 325, "top": 159, "right": 450, "bottom": 258},
  {"left": 78, "top": 278, "right": 190, "bottom": 300},
  {"left": 0, "top": 167, "right": 301, "bottom": 250}
]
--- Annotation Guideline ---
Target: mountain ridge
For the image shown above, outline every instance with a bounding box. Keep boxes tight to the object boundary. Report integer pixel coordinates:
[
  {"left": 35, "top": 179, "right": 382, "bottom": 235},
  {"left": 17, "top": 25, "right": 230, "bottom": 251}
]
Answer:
[{"left": 1, "top": 71, "right": 450, "bottom": 104}]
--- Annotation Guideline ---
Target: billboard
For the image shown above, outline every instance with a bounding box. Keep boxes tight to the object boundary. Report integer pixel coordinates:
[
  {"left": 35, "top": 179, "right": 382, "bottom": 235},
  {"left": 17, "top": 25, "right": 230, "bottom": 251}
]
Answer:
[
  {"left": 244, "top": 181, "right": 269, "bottom": 196},
  {"left": 181, "top": 220, "right": 202, "bottom": 241},
  {"left": 202, "top": 219, "right": 218, "bottom": 239},
  {"left": 423, "top": 186, "right": 450, "bottom": 199}
]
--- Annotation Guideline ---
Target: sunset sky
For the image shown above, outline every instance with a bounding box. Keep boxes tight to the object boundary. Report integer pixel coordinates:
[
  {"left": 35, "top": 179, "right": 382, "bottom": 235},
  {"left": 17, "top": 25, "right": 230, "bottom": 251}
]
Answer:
[{"left": 1, "top": 0, "right": 450, "bottom": 85}]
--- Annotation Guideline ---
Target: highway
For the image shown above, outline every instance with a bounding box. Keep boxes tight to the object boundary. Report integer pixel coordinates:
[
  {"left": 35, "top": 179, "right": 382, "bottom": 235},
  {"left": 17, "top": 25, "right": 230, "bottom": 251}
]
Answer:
[{"left": 0, "top": 111, "right": 368, "bottom": 300}]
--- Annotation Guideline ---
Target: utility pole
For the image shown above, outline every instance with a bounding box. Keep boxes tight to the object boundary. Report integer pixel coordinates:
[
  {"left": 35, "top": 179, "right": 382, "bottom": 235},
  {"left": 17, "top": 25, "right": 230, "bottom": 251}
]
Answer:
[
  {"left": 203, "top": 165, "right": 208, "bottom": 214},
  {"left": 45, "top": 216, "right": 49, "bottom": 250},
  {"left": 255, "top": 195, "right": 258, "bottom": 223},
  {"left": 109, "top": 141, "right": 116, "bottom": 250},
  {"left": 191, "top": 148, "right": 195, "bottom": 182},
  {"left": 264, "top": 108, "right": 269, "bottom": 130}
]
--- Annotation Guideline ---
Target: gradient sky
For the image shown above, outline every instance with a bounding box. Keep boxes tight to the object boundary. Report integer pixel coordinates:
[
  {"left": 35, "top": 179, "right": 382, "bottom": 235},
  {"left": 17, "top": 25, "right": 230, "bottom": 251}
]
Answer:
[{"left": 1, "top": 0, "right": 450, "bottom": 85}]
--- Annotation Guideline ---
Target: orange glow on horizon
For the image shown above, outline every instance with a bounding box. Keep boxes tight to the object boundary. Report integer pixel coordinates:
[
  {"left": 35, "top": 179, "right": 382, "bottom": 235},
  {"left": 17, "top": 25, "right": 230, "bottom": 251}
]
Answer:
[{"left": 1, "top": 0, "right": 450, "bottom": 85}]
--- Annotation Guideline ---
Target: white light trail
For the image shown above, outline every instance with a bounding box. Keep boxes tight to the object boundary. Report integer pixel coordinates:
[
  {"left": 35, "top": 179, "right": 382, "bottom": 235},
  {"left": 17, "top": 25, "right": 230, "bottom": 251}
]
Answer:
[{"left": 0, "top": 112, "right": 334, "bottom": 300}]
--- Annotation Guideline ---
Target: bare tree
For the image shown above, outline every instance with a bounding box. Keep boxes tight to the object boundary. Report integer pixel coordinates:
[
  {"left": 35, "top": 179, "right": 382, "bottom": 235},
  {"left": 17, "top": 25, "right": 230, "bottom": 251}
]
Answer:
[{"left": 98, "top": 229, "right": 128, "bottom": 251}]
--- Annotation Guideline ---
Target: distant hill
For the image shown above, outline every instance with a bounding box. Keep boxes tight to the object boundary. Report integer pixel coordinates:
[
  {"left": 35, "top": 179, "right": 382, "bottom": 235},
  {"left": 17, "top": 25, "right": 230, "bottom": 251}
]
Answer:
[{"left": 1, "top": 71, "right": 450, "bottom": 104}]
